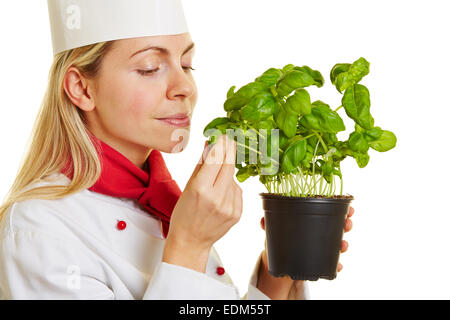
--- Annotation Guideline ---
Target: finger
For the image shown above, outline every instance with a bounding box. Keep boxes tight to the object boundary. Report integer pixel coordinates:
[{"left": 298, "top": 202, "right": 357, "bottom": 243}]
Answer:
[
  {"left": 213, "top": 136, "right": 237, "bottom": 191},
  {"left": 219, "top": 181, "right": 235, "bottom": 218},
  {"left": 198, "top": 141, "right": 210, "bottom": 165},
  {"left": 337, "top": 263, "right": 343, "bottom": 272},
  {"left": 344, "top": 218, "right": 353, "bottom": 233},
  {"left": 341, "top": 240, "right": 348, "bottom": 253},
  {"left": 260, "top": 217, "right": 265, "bottom": 230},
  {"left": 186, "top": 141, "right": 212, "bottom": 187},
  {"left": 347, "top": 206, "right": 355, "bottom": 218},
  {"left": 233, "top": 183, "right": 243, "bottom": 222},
  {"left": 189, "top": 141, "right": 210, "bottom": 178},
  {"left": 196, "top": 135, "right": 227, "bottom": 187}
]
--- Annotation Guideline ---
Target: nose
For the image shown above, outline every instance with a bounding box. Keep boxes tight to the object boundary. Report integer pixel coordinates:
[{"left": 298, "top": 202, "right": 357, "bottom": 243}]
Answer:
[{"left": 167, "top": 65, "right": 196, "bottom": 100}]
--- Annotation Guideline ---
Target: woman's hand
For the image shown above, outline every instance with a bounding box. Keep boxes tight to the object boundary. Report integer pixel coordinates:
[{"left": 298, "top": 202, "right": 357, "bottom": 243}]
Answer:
[
  {"left": 338, "top": 206, "right": 354, "bottom": 271},
  {"left": 257, "top": 206, "right": 355, "bottom": 299},
  {"left": 163, "top": 135, "right": 243, "bottom": 273}
]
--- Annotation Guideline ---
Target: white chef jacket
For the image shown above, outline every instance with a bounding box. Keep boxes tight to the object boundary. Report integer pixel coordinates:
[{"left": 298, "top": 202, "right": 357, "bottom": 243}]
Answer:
[{"left": 0, "top": 172, "right": 309, "bottom": 300}]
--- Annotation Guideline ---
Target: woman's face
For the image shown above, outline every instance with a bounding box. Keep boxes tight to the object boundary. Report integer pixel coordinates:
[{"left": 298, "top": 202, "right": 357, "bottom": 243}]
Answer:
[{"left": 83, "top": 33, "right": 197, "bottom": 165}]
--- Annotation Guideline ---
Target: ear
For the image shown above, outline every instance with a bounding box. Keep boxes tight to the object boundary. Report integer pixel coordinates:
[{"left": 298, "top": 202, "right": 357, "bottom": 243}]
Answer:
[{"left": 63, "top": 67, "right": 96, "bottom": 112}]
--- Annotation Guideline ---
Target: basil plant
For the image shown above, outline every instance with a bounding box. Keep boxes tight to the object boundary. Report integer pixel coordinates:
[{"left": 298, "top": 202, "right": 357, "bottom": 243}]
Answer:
[{"left": 203, "top": 58, "right": 397, "bottom": 197}]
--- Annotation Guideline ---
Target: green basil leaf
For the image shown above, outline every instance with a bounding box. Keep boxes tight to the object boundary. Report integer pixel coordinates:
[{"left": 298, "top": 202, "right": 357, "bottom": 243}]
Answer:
[
  {"left": 293, "top": 66, "right": 324, "bottom": 87},
  {"left": 342, "top": 84, "right": 374, "bottom": 129},
  {"left": 207, "top": 135, "right": 217, "bottom": 145},
  {"left": 355, "top": 123, "right": 364, "bottom": 133},
  {"left": 275, "top": 104, "right": 298, "bottom": 138},
  {"left": 255, "top": 68, "right": 283, "bottom": 88},
  {"left": 241, "top": 92, "right": 277, "bottom": 122},
  {"left": 203, "top": 117, "right": 230, "bottom": 137},
  {"left": 285, "top": 89, "right": 312, "bottom": 115},
  {"left": 235, "top": 81, "right": 267, "bottom": 99},
  {"left": 334, "top": 57, "right": 370, "bottom": 93},
  {"left": 331, "top": 147, "right": 344, "bottom": 161},
  {"left": 282, "top": 64, "right": 295, "bottom": 73},
  {"left": 348, "top": 131, "right": 369, "bottom": 153},
  {"left": 363, "top": 126, "right": 383, "bottom": 142},
  {"left": 229, "top": 110, "right": 241, "bottom": 122},
  {"left": 311, "top": 100, "right": 329, "bottom": 108},
  {"left": 300, "top": 111, "right": 320, "bottom": 131},
  {"left": 224, "top": 95, "right": 249, "bottom": 111},
  {"left": 283, "top": 135, "right": 307, "bottom": 153},
  {"left": 224, "top": 81, "right": 267, "bottom": 111},
  {"left": 300, "top": 101, "right": 346, "bottom": 133},
  {"left": 301, "top": 145, "right": 315, "bottom": 168},
  {"left": 317, "top": 158, "right": 334, "bottom": 184},
  {"left": 279, "top": 131, "right": 289, "bottom": 149},
  {"left": 336, "top": 141, "right": 354, "bottom": 158},
  {"left": 322, "top": 159, "right": 334, "bottom": 176},
  {"left": 227, "top": 85, "right": 236, "bottom": 99},
  {"left": 281, "top": 138, "right": 307, "bottom": 173},
  {"left": 263, "top": 132, "right": 280, "bottom": 161},
  {"left": 236, "top": 165, "right": 257, "bottom": 182},
  {"left": 307, "top": 135, "right": 325, "bottom": 155},
  {"left": 255, "top": 119, "right": 276, "bottom": 131},
  {"left": 276, "top": 70, "right": 316, "bottom": 97},
  {"left": 330, "top": 63, "right": 350, "bottom": 85},
  {"left": 322, "top": 132, "right": 338, "bottom": 145},
  {"left": 354, "top": 152, "right": 370, "bottom": 168},
  {"left": 368, "top": 130, "right": 397, "bottom": 152},
  {"left": 333, "top": 167, "right": 342, "bottom": 179},
  {"left": 260, "top": 159, "right": 279, "bottom": 176}
]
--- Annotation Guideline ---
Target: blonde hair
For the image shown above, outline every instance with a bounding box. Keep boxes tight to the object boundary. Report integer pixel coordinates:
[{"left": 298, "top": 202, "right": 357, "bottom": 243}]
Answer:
[{"left": 0, "top": 41, "right": 115, "bottom": 222}]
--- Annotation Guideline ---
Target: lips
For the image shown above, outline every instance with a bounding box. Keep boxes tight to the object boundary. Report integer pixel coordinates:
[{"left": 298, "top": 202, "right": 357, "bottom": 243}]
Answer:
[
  {"left": 158, "top": 114, "right": 191, "bottom": 127},
  {"left": 157, "top": 113, "right": 190, "bottom": 120}
]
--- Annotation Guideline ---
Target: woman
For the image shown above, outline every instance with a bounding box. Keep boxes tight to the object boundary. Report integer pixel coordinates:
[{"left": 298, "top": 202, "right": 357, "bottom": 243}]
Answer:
[{"left": 0, "top": 0, "right": 353, "bottom": 299}]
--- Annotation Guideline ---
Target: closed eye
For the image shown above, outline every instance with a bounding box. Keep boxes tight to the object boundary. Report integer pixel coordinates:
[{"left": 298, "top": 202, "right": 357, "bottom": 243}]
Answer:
[
  {"left": 138, "top": 68, "right": 159, "bottom": 76},
  {"left": 138, "top": 66, "right": 195, "bottom": 76}
]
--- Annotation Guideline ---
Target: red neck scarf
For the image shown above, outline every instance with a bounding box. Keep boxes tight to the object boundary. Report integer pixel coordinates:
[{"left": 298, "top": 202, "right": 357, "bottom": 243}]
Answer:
[{"left": 61, "top": 134, "right": 181, "bottom": 238}]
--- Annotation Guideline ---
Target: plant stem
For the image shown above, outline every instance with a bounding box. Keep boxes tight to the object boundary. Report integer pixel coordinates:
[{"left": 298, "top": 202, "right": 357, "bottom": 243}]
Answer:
[
  {"left": 326, "top": 176, "right": 331, "bottom": 196},
  {"left": 297, "top": 169, "right": 305, "bottom": 195},
  {"left": 312, "top": 130, "right": 329, "bottom": 153},
  {"left": 294, "top": 172, "right": 303, "bottom": 196},
  {"left": 334, "top": 105, "right": 343, "bottom": 112},
  {"left": 245, "top": 124, "right": 284, "bottom": 154},
  {"left": 291, "top": 174, "right": 300, "bottom": 197},
  {"left": 300, "top": 172, "right": 306, "bottom": 194},
  {"left": 330, "top": 175, "right": 336, "bottom": 196},
  {"left": 297, "top": 133, "right": 316, "bottom": 141},
  {"left": 287, "top": 174, "right": 292, "bottom": 196},
  {"left": 311, "top": 139, "right": 320, "bottom": 195},
  {"left": 289, "top": 175, "right": 295, "bottom": 196},
  {"left": 259, "top": 134, "right": 343, "bottom": 198},
  {"left": 319, "top": 174, "right": 324, "bottom": 195},
  {"left": 236, "top": 141, "right": 280, "bottom": 167}
]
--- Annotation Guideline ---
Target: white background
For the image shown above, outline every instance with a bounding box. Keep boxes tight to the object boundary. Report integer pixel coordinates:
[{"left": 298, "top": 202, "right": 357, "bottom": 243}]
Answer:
[{"left": 1, "top": 0, "right": 449, "bottom": 299}]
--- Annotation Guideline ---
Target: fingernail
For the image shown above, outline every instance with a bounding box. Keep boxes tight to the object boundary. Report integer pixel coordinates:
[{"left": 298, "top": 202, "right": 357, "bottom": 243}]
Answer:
[{"left": 205, "top": 141, "right": 213, "bottom": 153}]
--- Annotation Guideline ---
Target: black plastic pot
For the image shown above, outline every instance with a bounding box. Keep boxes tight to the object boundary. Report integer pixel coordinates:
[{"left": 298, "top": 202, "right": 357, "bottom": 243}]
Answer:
[{"left": 260, "top": 193, "right": 354, "bottom": 281}]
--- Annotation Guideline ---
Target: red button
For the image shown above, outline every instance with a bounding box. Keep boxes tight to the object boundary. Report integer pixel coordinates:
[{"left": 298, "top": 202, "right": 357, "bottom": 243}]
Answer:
[
  {"left": 216, "top": 266, "right": 225, "bottom": 276},
  {"left": 117, "top": 220, "right": 127, "bottom": 230}
]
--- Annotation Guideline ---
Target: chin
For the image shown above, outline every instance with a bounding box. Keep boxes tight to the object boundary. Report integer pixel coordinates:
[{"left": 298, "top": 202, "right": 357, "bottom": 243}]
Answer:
[{"left": 160, "top": 131, "right": 190, "bottom": 154}]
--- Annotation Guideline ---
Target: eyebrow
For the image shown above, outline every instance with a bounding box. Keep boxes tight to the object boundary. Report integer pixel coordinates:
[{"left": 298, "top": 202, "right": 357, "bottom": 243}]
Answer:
[{"left": 129, "top": 42, "right": 195, "bottom": 59}]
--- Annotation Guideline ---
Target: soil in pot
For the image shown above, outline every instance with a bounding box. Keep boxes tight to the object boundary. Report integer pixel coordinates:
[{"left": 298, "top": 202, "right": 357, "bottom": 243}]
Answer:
[{"left": 260, "top": 193, "right": 354, "bottom": 281}]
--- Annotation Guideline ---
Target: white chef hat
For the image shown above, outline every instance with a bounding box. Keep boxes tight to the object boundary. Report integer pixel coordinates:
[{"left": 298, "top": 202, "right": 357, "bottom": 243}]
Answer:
[{"left": 47, "top": 0, "right": 189, "bottom": 56}]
